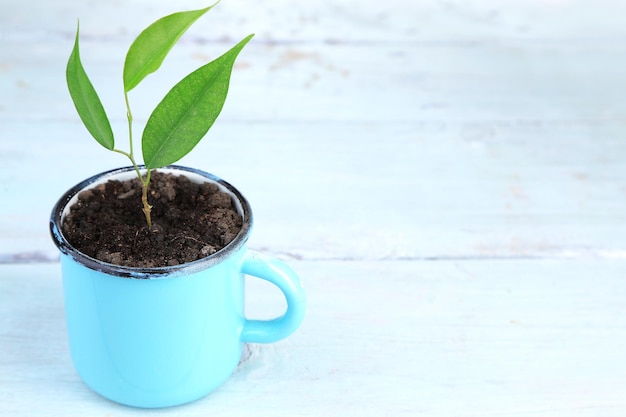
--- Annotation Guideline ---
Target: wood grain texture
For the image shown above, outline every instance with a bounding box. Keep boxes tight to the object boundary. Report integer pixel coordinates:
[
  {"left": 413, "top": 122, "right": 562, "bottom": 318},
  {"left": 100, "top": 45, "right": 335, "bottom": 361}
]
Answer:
[
  {"left": 1, "top": 0, "right": 626, "bottom": 415},
  {"left": 1, "top": 40, "right": 625, "bottom": 259},
  {"left": 2, "top": 260, "right": 626, "bottom": 416}
]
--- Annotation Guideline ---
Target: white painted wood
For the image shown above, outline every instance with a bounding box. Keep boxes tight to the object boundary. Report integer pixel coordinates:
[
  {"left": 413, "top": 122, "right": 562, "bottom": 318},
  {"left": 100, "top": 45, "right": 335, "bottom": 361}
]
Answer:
[
  {"left": 2, "top": 260, "right": 626, "bottom": 416},
  {"left": 1, "top": 0, "right": 626, "bottom": 415},
  {"left": 2, "top": 119, "right": 625, "bottom": 261},
  {"left": 1, "top": 40, "right": 626, "bottom": 259}
]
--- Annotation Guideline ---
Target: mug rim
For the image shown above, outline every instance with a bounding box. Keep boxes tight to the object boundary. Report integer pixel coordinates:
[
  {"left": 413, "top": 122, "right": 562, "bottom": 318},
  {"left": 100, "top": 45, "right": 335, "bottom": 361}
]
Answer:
[{"left": 49, "top": 165, "right": 253, "bottom": 279}]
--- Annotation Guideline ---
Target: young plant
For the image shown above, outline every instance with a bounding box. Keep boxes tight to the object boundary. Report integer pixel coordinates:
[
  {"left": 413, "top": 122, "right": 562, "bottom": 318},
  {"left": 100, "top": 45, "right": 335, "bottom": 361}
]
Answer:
[{"left": 66, "top": 3, "right": 253, "bottom": 228}]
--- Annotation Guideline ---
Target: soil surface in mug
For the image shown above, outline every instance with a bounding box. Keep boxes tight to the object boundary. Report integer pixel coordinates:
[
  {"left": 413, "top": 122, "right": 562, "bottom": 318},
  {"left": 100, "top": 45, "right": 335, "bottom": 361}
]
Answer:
[{"left": 62, "top": 171, "right": 243, "bottom": 268}]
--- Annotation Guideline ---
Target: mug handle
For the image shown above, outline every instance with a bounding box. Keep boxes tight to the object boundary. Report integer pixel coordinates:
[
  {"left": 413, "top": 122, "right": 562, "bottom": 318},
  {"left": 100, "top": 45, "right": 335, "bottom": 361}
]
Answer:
[{"left": 240, "top": 250, "right": 306, "bottom": 343}]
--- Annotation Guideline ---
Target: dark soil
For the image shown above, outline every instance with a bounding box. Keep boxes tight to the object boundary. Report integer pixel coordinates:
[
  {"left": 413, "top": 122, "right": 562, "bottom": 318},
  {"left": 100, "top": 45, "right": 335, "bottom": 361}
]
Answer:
[{"left": 62, "top": 171, "right": 243, "bottom": 268}]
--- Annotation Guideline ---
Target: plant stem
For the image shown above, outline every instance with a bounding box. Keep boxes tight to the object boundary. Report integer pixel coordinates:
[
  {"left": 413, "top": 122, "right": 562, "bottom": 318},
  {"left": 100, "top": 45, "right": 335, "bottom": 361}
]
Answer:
[
  {"left": 113, "top": 90, "right": 153, "bottom": 228},
  {"left": 123, "top": 91, "right": 143, "bottom": 181},
  {"left": 112, "top": 148, "right": 140, "bottom": 177},
  {"left": 141, "top": 169, "right": 153, "bottom": 229},
  {"left": 124, "top": 91, "right": 134, "bottom": 160},
  {"left": 113, "top": 149, "right": 153, "bottom": 229}
]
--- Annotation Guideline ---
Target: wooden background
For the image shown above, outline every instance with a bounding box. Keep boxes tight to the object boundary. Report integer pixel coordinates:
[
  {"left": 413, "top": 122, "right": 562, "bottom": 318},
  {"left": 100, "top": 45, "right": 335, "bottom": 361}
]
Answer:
[{"left": 1, "top": 0, "right": 626, "bottom": 415}]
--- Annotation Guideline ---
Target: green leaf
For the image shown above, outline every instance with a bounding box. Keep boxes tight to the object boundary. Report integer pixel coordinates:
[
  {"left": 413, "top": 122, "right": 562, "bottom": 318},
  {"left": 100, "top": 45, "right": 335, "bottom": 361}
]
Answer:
[
  {"left": 142, "top": 34, "right": 254, "bottom": 169},
  {"left": 123, "top": 4, "right": 215, "bottom": 92},
  {"left": 66, "top": 22, "right": 115, "bottom": 150}
]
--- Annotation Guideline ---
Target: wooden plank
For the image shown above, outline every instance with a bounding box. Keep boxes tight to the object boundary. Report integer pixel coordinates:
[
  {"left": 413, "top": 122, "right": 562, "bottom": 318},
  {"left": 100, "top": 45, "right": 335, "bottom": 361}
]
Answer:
[
  {"left": 1, "top": 35, "right": 626, "bottom": 260},
  {"left": 0, "top": 0, "right": 416, "bottom": 47},
  {"left": 2, "top": 117, "right": 625, "bottom": 260},
  {"left": 2, "top": 259, "right": 626, "bottom": 416},
  {"left": 3, "top": 38, "right": 626, "bottom": 125},
  {"left": 2, "top": 0, "right": 626, "bottom": 44},
  {"left": 0, "top": 41, "right": 422, "bottom": 123}
]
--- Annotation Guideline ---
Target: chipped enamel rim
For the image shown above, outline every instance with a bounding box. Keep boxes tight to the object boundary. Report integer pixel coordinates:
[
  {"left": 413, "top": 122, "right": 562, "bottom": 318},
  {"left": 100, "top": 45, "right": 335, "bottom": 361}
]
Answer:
[{"left": 49, "top": 165, "right": 253, "bottom": 279}]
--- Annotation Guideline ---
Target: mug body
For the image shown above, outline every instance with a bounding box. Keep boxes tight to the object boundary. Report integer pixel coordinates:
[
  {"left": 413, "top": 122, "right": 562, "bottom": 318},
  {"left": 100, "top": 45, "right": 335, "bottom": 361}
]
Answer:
[
  {"left": 51, "top": 166, "right": 253, "bottom": 408},
  {"left": 61, "top": 250, "right": 247, "bottom": 407}
]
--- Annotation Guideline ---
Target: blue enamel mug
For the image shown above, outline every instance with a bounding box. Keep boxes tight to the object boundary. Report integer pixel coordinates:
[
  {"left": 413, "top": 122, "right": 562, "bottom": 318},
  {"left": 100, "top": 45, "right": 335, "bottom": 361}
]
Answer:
[{"left": 49, "top": 166, "right": 306, "bottom": 408}]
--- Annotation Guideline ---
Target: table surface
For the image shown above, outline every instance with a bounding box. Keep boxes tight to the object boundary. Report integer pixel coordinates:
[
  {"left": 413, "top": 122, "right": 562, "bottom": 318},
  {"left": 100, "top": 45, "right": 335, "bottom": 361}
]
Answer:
[{"left": 2, "top": 1, "right": 626, "bottom": 415}]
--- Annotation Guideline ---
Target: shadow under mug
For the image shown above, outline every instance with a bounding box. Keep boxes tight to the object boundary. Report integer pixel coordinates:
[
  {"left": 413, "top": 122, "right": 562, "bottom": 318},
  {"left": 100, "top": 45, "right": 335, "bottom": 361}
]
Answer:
[{"left": 49, "top": 166, "right": 306, "bottom": 408}]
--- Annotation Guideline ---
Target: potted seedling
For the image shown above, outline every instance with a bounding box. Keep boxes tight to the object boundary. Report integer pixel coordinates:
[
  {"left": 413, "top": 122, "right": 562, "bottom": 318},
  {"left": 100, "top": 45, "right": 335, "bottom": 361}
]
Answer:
[{"left": 50, "top": 3, "right": 305, "bottom": 409}]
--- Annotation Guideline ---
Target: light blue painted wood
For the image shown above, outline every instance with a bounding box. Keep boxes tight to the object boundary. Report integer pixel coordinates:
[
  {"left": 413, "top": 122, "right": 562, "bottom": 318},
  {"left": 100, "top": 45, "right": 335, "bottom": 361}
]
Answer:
[
  {"left": 2, "top": 38, "right": 626, "bottom": 259},
  {"left": 2, "top": 120, "right": 625, "bottom": 260},
  {"left": 2, "top": 260, "right": 626, "bottom": 416},
  {"left": 1, "top": 0, "right": 626, "bottom": 414}
]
